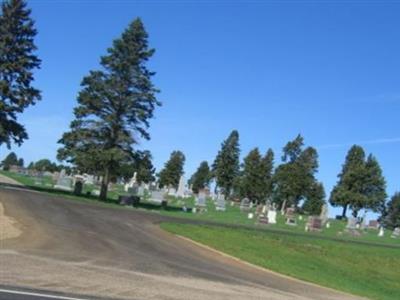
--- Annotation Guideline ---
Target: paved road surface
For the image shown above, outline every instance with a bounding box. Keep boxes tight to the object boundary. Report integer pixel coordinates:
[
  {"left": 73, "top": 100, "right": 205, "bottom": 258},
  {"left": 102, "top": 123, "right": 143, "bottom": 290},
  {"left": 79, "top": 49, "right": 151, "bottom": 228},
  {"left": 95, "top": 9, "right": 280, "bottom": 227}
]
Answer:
[{"left": 0, "top": 185, "right": 365, "bottom": 300}]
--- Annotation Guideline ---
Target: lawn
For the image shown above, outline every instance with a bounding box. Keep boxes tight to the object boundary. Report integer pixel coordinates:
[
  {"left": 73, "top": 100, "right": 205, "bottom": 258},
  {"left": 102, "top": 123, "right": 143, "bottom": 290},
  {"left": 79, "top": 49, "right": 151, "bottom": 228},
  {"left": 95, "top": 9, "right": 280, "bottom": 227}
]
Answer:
[{"left": 161, "top": 223, "right": 400, "bottom": 300}]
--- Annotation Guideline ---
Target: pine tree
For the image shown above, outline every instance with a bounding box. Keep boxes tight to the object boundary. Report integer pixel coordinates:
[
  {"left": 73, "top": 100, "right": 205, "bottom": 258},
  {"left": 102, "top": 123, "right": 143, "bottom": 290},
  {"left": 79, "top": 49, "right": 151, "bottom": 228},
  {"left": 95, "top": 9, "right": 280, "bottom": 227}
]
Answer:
[
  {"left": 134, "top": 150, "right": 155, "bottom": 184},
  {"left": 364, "top": 154, "right": 387, "bottom": 213},
  {"left": 1, "top": 151, "right": 18, "bottom": 170},
  {"left": 330, "top": 145, "right": 366, "bottom": 218},
  {"left": 302, "top": 182, "right": 325, "bottom": 215},
  {"left": 58, "top": 18, "right": 160, "bottom": 200},
  {"left": 260, "top": 148, "right": 274, "bottom": 202},
  {"left": 17, "top": 157, "right": 23, "bottom": 167},
  {"left": 273, "top": 135, "right": 320, "bottom": 209},
  {"left": 212, "top": 130, "right": 240, "bottom": 196},
  {"left": 240, "top": 148, "right": 265, "bottom": 202},
  {"left": 190, "top": 161, "right": 211, "bottom": 194},
  {"left": 384, "top": 192, "right": 400, "bottom": 230},
  {"left": 158, "top": 151, "right": 185, "bottom": 189},
  {"left": 330, "top": 145, "right": 386, "bottom": 218},
  {"left": 0, "top": 0, "right": 41, "bottom": 148}
]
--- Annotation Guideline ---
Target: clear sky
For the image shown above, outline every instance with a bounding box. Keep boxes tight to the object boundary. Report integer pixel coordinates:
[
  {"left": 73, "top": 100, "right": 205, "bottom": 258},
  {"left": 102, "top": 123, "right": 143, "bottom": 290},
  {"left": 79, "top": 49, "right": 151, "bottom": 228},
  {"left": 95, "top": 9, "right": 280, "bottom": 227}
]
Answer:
[{"left": 1, "top": 0, "right": 400, "bottom": 217}]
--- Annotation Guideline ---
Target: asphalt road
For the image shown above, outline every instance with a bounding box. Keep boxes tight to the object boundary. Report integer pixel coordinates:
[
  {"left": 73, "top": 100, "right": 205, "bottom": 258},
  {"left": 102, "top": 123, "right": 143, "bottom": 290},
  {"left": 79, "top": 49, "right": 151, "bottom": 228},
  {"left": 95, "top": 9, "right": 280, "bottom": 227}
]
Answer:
[{"left": 0, "top": 185, "right": 365, "bottom": 300}]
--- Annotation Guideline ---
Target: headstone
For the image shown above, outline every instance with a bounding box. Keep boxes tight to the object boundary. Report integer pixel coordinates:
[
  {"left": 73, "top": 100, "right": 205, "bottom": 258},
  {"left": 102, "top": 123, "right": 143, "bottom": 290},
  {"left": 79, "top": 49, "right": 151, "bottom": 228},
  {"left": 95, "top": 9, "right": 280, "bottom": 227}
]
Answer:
[
  {"left": 216, "top": 193, "right": 226, "bottom": 211},
  {"left": 54, "top": 175, "right": 73, "bottom": 192},
  {"left": 168, "top": 187, "right": 177, "bottom": 196},
  {"left": 267, "top": 210, "right": 277, "bottom": 224},
  {"left": 257, "top": 214, "right": 268, "bottom": 225},
  {"left": 346, "top": 217, "right": 357, "bottom": 230},
  {"left": 92, "top": 189, "right": 100, "bottom": 196},
  {"left": 150, "top": 191, "right": 165, "bottom": 203},
  {"left": 320, "top": 204, "right": 329, "bottom": 225},
  {"left": 137, "top": 185, "right": 145, "bottom": 197},
  {"left": 119, "top": 195, "right": 134, "bottom": 206},
  {"left": 196, "top": 191, "right": 207, "bottom": 208},
  {"left": 345, "top": 217, "right": 362, "bottom": 236},
  {"left": 368, "top": 220, "right": 379, "bottom": 230},
  {"left": 176, "top": 176, "right": 186, "bottom": 198},
  {"left": 240, "top": 198, "right": 251, "bottom": 212},
  {"left": 255, "top": 204, "right": 263, "bottom": 215},
  {"left": 391, "top": 227, "right": 400, "bottom": 239},
  {"left": 378, "top": 227, "right": 384, "bottom": 237},
  {"left": 124, "top": 172, "right": 137, "bottom": 192},
  {"left": 285, "top": 206, "right": 297, "bottom": 226},
  {"left": 305, "top": 216, "right": 322, "bottom": 232},
  {"left": 73, "top": 181, "right": 83, "bottom": 196},
  {"left": 127, "top": 184, "right": 139, "bottom": 196},
  {"left": 248, "top": 213, "right": 254, "bottom": 219}
]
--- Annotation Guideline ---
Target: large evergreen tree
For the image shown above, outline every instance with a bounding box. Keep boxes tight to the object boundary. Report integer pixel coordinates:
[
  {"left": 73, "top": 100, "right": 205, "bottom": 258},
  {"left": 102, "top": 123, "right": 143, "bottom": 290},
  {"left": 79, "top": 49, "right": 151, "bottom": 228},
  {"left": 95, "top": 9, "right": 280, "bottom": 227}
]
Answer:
[
  {"left": 330, "top": 145, "right": 386, "bottom": 217},
  {"left": 118, "top": 150, "right": 155, "bottom": 184},
  {"left": 260, "top": 148, "right": 274, "bottom": 202},
  {"left": 158, "top": 150, "right": 185, "bottom": 189},
  {"left": 364, "top": 154, "right": 387, "bottom": 213},
  {"left": 0, "top": 0, "right": 41, "bottom": 148},
  {"left": 1, "top": 151, "right": 18, "bottom": 170},
  {"left": 239, "top": 148, "right": 264, "bottom": 202},
  {"left": 273, "top": 135, "right": 321, "bottom": 209},
  {"left": 58, "top": 18, "right": 160, "bottom": 200},
  {"left": 134, "top": 150, "right": 155, "bottom": 184},
  {"left": 212, "top": 130, "right": 240, "bottom": 196},
  {"left": 190, "top": 161, "right": 211, "bottom": 194},
  {"left": 302, "top": 182, "right": 325, "bottom": 215},
  {"left": 384, "top": 192, "right": 400, "bottom": 230}
]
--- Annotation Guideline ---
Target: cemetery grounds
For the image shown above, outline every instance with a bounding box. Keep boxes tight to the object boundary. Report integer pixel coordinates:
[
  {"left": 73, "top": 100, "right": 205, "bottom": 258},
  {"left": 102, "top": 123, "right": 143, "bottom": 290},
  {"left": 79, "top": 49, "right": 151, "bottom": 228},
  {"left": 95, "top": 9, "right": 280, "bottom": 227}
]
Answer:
[{"left": 1, "top": 170, "right": 399, "bottom": 300}]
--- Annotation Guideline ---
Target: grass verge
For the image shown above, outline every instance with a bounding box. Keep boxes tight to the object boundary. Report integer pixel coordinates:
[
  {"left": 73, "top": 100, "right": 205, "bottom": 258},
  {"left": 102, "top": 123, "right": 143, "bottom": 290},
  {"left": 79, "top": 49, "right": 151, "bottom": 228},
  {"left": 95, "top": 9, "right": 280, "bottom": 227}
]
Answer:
[{"left": 161, "top": 222, "right": 400, "bottom": 300}]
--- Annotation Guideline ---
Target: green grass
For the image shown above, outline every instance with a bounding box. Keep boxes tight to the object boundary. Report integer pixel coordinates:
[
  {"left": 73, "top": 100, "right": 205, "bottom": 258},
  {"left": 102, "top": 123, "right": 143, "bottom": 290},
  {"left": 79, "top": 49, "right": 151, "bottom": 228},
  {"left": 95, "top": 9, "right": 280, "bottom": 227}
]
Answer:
[{"left": 161, "top": 223, "right": 400, "bottom": 300}]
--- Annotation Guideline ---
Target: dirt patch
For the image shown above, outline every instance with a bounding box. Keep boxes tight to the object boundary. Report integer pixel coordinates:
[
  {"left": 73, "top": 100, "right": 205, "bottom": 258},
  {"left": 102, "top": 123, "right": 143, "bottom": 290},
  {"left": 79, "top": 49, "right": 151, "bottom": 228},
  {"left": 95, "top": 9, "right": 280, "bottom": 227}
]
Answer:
[{"left": 0, "top": 202, "right": 22, "bottom": 241}]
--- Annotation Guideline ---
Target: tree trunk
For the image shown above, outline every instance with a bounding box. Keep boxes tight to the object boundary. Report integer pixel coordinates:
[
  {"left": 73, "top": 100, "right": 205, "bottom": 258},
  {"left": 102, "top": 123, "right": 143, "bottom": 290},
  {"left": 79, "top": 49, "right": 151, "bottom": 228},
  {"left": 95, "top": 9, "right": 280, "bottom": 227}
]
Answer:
[
  {"left": 341, "top": 203, "right": 348, "bottom": 218},
  {"left": 352, "top": 209, "right": 358, "bottom": 218},
  {"left": 100, "top": 167, "right": 110, "bottom": 201}
]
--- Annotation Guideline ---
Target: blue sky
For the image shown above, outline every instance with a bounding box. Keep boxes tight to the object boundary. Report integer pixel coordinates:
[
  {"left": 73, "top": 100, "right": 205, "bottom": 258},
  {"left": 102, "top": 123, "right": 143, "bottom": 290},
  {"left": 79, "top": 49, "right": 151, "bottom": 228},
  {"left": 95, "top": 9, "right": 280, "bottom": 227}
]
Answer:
[{"left": 1, "top": 0, "right": 400, "bottom": 216}]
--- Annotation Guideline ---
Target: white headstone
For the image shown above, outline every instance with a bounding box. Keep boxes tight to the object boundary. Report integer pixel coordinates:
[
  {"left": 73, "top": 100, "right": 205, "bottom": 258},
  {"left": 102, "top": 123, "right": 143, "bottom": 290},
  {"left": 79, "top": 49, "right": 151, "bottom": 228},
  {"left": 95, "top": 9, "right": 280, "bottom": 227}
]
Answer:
[
  {"left": 176, "top": 175, "right": 185, "bottom": 198},
  {"left": 378, "top": 227, "right": 384, "bottom": 237},
  {"left": 267, "top": 210, "right": 277, "bottom": 224},
  {"left": 248, "top": 213, "right": 254, "bottom": 219}
]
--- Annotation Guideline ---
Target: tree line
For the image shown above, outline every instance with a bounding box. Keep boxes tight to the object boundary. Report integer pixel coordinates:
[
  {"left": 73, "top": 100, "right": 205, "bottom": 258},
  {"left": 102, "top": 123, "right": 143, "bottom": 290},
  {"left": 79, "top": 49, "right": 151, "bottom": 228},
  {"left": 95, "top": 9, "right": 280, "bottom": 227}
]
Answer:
[
  {"left": 0, "top": 1, "right": 398, "bottom": 227},
  {"left": 159, "top": 130, "right": 388, "bottom": 218}
]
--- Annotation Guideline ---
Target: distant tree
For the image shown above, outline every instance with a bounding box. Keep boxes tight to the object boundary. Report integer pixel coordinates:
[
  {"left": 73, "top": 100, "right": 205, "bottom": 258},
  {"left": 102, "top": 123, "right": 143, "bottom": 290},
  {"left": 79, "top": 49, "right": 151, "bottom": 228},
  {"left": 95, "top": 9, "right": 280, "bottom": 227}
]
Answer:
[
  {"left": 330, "top": 146, "right": 387, "bottom": 218},
  {"left": 1, "top": 152, "right": 18, "bottom": 170},
  {"left": 240, "top": 148, "right": 264, "bottom": 202},
  {"left": 190, "top": 161, "right": 211, "bottom": 194},
  {"left": 158, "top": 151, "right": 185, "bottom": 189},
  {"left": 34, "top": 159, "right": 53, "bottom": 172},
  {"left": 364, "top": 154, "right": 387, "bottom": 213},
  {"left": 27, "top": 162, "right": 34, "bottom": 169},
  {"left": 0, "top": 0, "right": 41, "bottom": 148},
  {"left": 212, "top": 130, "right": 240, "bottom": 196},
  {"left": 302, "top": 182, "right": 325, "bottom": 215},
  {"left": 260, "top": 148, "right": 274, "bottom": 202},
  {"left": 273, "top": 135, "right": 320, "bottom": 209},
  {"left": 383, "top": 192, "right": 400, "bottom": 230},
  {"left": 134, "top": 150, "right": 155, "bottom": 184},
  {"left": 17, "top": 157, "right": 24, "bottom": 167},
  {"left": 58, "top": 18, "right": 160, "bottom": 200}
]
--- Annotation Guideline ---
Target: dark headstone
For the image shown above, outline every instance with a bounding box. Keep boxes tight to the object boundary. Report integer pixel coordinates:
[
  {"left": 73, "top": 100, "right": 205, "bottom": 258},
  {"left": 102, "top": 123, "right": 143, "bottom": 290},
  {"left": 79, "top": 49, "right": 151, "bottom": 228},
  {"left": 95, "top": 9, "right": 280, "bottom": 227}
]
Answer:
[
  {"left": 73, "top": 181, "right": 83, "bottom": 196},
  {"left": 161, "top": 200, "right": 168, "bottom": 209},
  {"left": 306, "top": 216, "right": 322, "bottom": 232},
  {"left": 119, "top": 195, "right": 134, "bottom": 206},
  {"left": 258, "top": 214, "right": 268, "bottom": 225}
]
